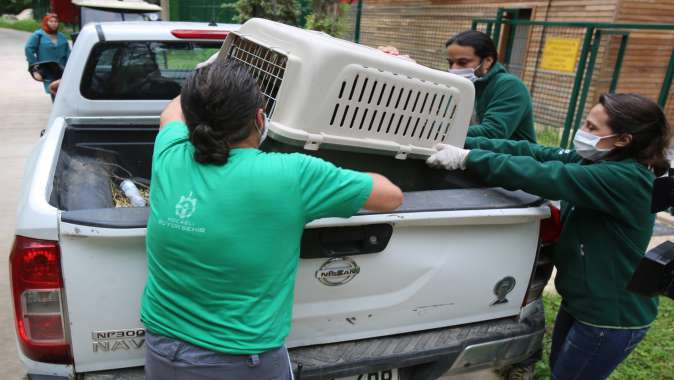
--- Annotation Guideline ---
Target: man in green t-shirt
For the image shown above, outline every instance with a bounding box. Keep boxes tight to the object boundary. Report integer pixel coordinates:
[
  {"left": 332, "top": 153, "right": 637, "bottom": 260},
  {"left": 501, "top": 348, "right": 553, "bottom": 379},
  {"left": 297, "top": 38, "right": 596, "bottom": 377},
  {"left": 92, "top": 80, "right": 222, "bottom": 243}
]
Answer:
[{"left": 141, "top": 60, "right": 403, "bottom": 380}]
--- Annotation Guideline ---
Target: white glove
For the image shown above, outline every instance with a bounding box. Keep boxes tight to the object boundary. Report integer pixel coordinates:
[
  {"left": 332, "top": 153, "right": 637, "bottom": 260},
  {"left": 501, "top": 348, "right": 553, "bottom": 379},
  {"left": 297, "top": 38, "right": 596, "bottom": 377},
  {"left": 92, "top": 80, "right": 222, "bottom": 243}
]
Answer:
[
  {"left": 196, "top": 52, "right": 220, "bottom": 69},
  {"left": 426, "top": 143, "right": 470, "bottom": 171}
]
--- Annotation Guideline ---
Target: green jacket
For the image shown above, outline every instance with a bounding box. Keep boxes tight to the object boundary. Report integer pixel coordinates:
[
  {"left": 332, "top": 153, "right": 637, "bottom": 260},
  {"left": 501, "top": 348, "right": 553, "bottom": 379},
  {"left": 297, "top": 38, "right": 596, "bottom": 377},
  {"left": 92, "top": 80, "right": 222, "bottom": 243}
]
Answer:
[
  {"left": 464, "top": 137, "right": 659, "bottom": 328},
  {"left": 467, "top": 63, "right": 536, "bottom": 143}
]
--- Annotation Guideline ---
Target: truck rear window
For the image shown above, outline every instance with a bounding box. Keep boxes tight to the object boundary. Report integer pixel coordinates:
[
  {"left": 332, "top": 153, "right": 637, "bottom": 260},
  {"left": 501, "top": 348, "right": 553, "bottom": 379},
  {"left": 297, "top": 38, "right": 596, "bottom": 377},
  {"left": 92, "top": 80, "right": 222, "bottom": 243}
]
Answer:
[{"left": 80, "top": 41, "right": 221, "bottom": 100}]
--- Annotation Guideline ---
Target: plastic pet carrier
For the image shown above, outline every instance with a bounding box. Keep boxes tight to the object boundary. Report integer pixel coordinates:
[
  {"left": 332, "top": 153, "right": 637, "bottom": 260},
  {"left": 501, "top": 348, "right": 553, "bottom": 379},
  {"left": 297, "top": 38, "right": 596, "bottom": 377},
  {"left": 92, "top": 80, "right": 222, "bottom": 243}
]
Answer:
[{"left": 216, "top": 18, "right": 475, "bottom": 159}]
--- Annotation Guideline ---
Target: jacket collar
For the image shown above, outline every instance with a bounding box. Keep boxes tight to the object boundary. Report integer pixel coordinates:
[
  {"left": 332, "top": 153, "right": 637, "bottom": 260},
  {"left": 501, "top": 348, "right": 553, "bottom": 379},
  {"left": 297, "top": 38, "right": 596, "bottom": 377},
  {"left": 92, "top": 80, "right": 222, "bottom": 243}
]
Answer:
[{"left": 475, "top": 62, "right": 507, "bottom": 85}]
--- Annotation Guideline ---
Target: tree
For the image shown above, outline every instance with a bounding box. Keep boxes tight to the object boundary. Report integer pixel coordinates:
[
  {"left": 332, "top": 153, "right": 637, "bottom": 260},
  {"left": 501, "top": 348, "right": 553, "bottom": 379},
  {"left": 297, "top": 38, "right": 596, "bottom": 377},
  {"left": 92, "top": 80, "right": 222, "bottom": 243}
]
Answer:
[
  {"left": 305, "top": 0, "right": 350, "bottom": 37},
  {"left": 228, "top": 0, "right": 301, "bottom": 26},
  {"left": 0, "top": 0, "right": 32, "bottom": 16}
]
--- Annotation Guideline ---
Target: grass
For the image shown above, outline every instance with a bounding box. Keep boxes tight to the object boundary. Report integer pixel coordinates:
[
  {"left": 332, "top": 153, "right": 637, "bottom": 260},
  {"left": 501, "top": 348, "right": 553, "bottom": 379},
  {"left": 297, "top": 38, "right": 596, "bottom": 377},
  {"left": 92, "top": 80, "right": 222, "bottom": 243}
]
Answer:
[
  {"left": 0, "top": 18, "right": 40, "bottom": 33},
  {"left": 535, "top": 293, "right": 674, "bottom": 379},
  {"left": 0, "top": 18, "right": 74, "bottom": 39},
  {"left": 163, "top": 48, "right": 220, "bottom": 70},
  {"left": 535, "top": 124, "right": 563, "bottom": 148}
]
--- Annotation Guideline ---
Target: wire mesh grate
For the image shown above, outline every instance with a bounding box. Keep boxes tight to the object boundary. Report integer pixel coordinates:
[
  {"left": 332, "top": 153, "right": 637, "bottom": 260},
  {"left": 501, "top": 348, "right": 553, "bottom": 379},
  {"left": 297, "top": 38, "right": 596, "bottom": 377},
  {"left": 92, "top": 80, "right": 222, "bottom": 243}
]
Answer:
[{"left": 226, "top": 35, "right": 288, "bottom": 116}]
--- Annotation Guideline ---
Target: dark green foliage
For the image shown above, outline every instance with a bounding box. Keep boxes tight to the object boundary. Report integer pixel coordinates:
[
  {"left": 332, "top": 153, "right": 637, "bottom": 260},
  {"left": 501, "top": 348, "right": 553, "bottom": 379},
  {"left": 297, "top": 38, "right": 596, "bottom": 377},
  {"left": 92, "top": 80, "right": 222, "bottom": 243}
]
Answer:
[
  {"left": 305, "top": 0, "right": 349, "bottom": 37},
  {"left": 0, "top": 0, "right": 32, "bottom": 16},
  {"left": 227, "top": 0, "right": 301, "bottom": 26}
]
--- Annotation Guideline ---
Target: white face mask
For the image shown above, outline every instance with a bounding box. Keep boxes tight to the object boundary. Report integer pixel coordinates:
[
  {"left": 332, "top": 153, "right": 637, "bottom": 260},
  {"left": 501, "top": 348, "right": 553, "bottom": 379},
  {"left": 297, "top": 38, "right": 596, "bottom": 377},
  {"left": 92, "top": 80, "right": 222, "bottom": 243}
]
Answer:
[
  {"left": 255, "top": 113, "right": 269, "bottom": 146},
  {"left": 573, "top": 129, "right": 616, "bottom": 161},
  {"left": 448, "top": 62, "right": 483, "bottom": 82}
]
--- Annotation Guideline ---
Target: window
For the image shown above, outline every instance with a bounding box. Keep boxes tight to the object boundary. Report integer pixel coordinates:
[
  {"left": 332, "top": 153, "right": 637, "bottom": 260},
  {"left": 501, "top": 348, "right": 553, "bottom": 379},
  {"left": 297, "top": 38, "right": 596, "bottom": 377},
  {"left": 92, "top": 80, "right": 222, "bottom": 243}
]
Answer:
[{"left": 80, "top": 41, "right": 221, "bottom": 100}]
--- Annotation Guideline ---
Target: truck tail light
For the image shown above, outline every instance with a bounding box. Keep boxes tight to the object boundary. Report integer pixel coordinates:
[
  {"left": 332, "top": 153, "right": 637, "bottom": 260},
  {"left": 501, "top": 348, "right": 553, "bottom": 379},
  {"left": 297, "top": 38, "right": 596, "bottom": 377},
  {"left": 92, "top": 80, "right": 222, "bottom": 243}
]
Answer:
[
  {"left": 523, "top": 204, "right": 561, "bottom": 306},
  {"left": 10, "top": 236, "right": 71, "bottom": 364},
  {"left": 171, "top": 30, "right": 230, "bottom": 39},
  {"left": 539, "top": 203, "right": 562, "bottom": 246}
]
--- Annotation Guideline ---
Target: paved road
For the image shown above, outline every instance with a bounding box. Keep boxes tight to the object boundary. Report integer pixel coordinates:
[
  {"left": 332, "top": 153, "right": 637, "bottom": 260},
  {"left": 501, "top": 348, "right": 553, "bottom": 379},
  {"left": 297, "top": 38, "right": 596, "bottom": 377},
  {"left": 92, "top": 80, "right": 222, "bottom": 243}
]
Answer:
[{"left": 0, "top": 27, "right": 52, "bottom": 379}]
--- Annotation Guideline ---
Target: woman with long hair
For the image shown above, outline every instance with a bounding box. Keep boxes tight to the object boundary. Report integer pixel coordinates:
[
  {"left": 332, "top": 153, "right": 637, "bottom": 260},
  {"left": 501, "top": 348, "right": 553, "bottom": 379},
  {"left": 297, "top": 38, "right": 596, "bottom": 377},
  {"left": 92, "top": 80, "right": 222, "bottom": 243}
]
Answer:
[
  {"left": 427, "top": 93, "right": 670, "bottom": 379},
  {"left": 141, "top": 60, "right": 403, "bottom": 379}
]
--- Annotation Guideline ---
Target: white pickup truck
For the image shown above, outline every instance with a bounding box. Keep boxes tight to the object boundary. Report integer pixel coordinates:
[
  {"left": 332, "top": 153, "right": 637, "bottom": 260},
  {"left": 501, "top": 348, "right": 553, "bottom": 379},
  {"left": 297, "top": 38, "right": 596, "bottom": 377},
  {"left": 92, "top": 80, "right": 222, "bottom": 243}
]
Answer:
[{"left": 11, "top": 21, "right": 560, "bottom": 380}]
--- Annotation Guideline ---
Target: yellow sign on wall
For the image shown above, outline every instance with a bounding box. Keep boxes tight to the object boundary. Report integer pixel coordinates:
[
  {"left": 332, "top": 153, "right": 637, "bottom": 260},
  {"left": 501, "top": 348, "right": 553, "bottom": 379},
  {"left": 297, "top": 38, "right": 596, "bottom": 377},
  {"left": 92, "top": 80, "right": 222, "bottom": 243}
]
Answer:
[{"left": 540, "top": 37, "right": 581, "bottom": 73}]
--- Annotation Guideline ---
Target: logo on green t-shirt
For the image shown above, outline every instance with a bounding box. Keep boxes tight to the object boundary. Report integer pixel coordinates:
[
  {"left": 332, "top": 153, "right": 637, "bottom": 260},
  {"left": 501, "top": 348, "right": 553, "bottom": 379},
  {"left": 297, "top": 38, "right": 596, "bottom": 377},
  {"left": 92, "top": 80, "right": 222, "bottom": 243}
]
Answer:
[
  {"left": 156, "top": 191, "right": 206, "bottom": 234},
  {"left": 175, "top": 192, "right": 197, "bottom": 219}
]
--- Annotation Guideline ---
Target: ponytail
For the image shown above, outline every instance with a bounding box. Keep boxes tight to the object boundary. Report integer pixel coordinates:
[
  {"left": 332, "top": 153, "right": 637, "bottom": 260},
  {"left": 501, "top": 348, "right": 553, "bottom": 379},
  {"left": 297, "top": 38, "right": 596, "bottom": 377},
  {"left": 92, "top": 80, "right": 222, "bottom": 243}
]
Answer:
[
  {"left": 190, "top": 123, "right": 231, "bottom": 165},
  {"left": 181, "top": 61, "right": 264, "bottom": 166}
]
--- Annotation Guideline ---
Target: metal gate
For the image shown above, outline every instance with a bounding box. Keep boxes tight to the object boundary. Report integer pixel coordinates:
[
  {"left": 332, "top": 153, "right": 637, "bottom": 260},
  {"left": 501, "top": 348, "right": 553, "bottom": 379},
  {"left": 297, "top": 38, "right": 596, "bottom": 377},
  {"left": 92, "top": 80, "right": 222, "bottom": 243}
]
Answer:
[{"left": 474, "top": 13, "right": 674, "bottom": 148}]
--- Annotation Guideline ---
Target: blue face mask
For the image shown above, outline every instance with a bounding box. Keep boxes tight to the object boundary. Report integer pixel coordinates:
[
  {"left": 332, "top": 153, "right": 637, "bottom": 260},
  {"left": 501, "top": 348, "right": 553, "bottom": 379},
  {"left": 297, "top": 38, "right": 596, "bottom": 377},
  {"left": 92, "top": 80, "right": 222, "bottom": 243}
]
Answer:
[
  {"left": 448, "top": 62, "right": 483, "bottom": 83},
  {"left": 573, "top": 129, "right": 616, "bottom": 161}
]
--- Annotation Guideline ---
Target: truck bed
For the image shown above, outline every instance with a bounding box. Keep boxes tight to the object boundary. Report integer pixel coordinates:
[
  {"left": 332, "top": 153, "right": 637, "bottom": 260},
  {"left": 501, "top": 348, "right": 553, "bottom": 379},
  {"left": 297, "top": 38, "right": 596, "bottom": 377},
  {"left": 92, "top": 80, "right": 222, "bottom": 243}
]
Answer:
[{"left": 53, "top": 123, "right": 543, "bottom": 218}]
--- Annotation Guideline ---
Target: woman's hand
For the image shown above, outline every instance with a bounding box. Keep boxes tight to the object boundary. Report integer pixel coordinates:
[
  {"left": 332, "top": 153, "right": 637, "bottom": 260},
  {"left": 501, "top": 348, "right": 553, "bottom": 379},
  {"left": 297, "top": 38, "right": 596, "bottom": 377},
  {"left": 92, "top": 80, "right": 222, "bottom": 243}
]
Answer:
[
  {"left": 48, "top": 79, "right": 60, "bottom": 95},
  {"left": 378, "top": 45, "right": 400, "bottom": 55},
  {"left": 426, "top": 143, "right": 470, "bottom": 170},
  {"left": 377, "top": 45, "right": 416, "bottom": 63},
  {"left": 30, "top": 65, "right": 43, "bottom": 81}
]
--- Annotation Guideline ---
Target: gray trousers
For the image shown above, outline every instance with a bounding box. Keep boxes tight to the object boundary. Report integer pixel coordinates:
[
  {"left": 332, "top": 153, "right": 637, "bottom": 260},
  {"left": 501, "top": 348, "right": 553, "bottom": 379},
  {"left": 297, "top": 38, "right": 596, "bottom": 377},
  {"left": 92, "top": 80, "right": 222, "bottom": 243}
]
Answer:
[{"left": 145, "top": 331, "right": 293, "bottom": 380}]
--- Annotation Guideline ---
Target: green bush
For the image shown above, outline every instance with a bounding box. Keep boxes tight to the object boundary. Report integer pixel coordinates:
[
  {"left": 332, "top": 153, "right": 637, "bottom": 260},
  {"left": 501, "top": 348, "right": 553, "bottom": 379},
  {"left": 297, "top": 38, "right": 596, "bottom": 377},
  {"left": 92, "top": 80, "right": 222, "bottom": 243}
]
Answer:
[
  {"left": 0, "top": 18, "right": 40, "bottom": 33},
  {"left": 305, "top": 0, "right": 349, "bottom": 37},
  {"left": 226, "top": 0, "right": 301, "bottom": 26},
  {"left": 0, "top": 0, "right": 32, "bottom": 16},
  {"left": 0, "top": 19, "right": 73, "bottom": 39}
]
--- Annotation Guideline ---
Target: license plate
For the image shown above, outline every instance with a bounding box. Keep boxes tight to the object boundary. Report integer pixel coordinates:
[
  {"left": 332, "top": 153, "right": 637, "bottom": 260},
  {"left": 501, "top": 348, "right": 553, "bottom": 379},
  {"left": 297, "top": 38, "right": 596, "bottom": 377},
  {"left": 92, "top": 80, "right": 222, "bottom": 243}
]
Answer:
[{"left": 335, "top": 368, "right": 399, "bottom": 380}]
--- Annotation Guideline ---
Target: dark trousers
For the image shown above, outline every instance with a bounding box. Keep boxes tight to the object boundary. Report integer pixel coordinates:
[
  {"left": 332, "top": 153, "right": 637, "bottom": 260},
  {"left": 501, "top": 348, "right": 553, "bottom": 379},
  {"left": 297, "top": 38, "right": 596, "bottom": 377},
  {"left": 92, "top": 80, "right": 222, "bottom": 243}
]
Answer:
[
  {"left": 549, "top": 307, "right": 648, "bottom": 380},
  {"left": 145, "top": 331, "right": 293, "bottom": 380}
]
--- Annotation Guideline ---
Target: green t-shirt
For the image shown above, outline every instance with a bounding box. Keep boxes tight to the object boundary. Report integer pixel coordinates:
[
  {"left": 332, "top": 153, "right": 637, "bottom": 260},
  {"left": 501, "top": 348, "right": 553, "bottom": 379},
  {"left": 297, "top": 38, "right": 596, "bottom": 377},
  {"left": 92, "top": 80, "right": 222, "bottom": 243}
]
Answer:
[{"left": 140, "top": 121, "right": 373, "bottom": 354}]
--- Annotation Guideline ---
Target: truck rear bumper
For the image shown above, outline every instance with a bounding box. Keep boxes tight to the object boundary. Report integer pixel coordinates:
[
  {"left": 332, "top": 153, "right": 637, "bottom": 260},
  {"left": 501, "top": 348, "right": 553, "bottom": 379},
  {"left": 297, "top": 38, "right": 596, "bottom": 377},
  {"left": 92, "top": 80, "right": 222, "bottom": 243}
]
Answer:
[
  {"left": 71, "top": 300, "right": 544, "bottom": 380},
  {"left": 290, "top": 299, "right": 544, "bottom": 379}
]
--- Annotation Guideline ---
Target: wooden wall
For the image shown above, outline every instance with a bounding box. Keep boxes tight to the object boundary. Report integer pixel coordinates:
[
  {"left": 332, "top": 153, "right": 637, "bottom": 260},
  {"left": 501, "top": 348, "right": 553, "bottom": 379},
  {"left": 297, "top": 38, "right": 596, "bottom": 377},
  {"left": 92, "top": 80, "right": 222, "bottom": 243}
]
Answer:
[
  {"left": 356, "top": 0, "right": 674, "bottom": 130},
  {"left": 613, "top": 0, "right": 674, "bottom": 121}
]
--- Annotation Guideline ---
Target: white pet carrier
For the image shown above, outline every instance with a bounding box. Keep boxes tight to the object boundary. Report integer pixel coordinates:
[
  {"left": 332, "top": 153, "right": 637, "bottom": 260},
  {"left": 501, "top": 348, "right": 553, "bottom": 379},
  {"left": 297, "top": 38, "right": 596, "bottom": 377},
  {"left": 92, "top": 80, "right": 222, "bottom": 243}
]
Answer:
[{"left": 217, "top": 18, "right": 475, "bottom": 159}]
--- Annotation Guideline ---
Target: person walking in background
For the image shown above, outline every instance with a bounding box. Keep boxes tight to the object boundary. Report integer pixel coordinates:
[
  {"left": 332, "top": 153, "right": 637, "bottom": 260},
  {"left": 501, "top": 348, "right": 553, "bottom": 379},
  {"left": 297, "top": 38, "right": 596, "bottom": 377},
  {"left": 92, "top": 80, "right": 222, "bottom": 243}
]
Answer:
[
  {"left": 24, "top": 13, "right": 70, "bottom": 101},
  {"left": 426, "top": 93, "right": 669, "bottom": 379},
  {"left": 380, "top": 30, "right": 536, "bottom": 142}
]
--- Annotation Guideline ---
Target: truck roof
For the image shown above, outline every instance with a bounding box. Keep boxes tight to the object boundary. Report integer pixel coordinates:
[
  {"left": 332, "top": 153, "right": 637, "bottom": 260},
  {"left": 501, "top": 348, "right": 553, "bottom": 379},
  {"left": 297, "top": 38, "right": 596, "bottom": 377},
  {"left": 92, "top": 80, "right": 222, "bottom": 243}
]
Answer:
[{"left": 89, "top": 21, "right": 240, "bottom": 41}]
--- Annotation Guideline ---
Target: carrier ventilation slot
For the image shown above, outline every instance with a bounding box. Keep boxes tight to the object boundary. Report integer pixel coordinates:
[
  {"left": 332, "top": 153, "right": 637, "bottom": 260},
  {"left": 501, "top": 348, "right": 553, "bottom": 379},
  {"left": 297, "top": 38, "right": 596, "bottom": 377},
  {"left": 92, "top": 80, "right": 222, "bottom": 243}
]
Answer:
[
  {"left": 226, "top": 35, "right": 288, "bottom": 117},
  {"left": 330, "top": 72, "right": 456, "bottom": 143}
]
